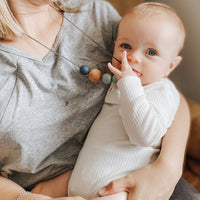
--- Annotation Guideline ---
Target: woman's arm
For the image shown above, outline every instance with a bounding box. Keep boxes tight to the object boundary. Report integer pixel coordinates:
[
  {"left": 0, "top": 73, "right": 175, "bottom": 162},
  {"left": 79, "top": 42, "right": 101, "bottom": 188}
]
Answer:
[
  {"left": 157, "top": 92, "right": 190, "bottom": 178},
  {"left": 98, "top": 93, "right": 190, "bottom": 200},
  {"left": 0, "top": 175, "right": 51, "bottom": 200},
  {"left": 31, "top": 170, "right": 72, "bottom": 198},
  {"left": 0, "top": 174, "right": 85, "bottom": 200}
]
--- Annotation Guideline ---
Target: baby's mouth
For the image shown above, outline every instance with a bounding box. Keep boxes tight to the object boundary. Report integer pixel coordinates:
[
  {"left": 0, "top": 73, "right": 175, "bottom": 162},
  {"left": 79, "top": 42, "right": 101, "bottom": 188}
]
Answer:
[{"left": 132, "top": 68, "right": 142, "bottom": 77}]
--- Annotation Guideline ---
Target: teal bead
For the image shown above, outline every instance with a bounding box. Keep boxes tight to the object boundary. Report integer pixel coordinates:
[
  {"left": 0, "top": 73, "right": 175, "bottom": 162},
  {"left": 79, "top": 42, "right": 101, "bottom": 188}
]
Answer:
[
  {"left": 101, "top": 73, "right": 112, "bottom": 84},
  {"left": 112, "top": 75, "right": 118, "bottom": 84}
]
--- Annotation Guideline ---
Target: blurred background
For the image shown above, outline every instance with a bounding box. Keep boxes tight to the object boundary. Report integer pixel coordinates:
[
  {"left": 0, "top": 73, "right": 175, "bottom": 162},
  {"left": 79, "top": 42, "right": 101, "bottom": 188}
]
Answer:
[{"left": 107, "top": 0, "right": 200, "bottom": 103}]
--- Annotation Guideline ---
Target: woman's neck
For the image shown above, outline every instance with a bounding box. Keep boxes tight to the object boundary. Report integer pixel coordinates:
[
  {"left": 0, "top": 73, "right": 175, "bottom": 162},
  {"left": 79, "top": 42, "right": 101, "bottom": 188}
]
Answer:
[
  {"left": 9, "top": 1, "right": 59, "bottom": 36},
  {"left": 3, "top": 0, "right": 63, "bottom": 59},
  {"left": 9, "top": 0, "right": 51, "bottom": 14}
]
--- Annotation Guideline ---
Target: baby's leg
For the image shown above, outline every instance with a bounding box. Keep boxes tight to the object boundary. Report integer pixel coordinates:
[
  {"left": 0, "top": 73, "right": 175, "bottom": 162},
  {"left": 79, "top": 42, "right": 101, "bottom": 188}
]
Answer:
[{"left": 91, "top": 192, "right": 127, "bottom": 200}]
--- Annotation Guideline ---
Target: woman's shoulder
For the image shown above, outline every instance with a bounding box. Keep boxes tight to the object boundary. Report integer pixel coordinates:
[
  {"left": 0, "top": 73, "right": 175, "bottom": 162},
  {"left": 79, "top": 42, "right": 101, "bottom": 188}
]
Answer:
[
  {"left": 64, "top": 0, "right": 120, "bottom": 22},
  {"left": 62, "top": 0, "right": 120, "bottom": 55},
  {"left": 63, "top": 0, "right": 116, "bottom": 10},
  {"left": 87, "top": 0, "right": 116, "bottom": 10}
]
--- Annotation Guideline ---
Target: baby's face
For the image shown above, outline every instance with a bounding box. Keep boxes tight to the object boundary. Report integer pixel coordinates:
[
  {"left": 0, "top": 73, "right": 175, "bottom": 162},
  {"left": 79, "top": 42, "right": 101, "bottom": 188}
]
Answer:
[{"left": 112, "top": 12, "right": 181, "bottom": 85}]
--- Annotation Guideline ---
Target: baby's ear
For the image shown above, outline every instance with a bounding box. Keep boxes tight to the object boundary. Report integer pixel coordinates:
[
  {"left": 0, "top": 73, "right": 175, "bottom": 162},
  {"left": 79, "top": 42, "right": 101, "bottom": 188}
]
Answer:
[
  {"left": 168, "top": 56, "right": 182, "bottom": 75},
  {"left": 165, "top": 56, "right": 182, "bottom": 77}
]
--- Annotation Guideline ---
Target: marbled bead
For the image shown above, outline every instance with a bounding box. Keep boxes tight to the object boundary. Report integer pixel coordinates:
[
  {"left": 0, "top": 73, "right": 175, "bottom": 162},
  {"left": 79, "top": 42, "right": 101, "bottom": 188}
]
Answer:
[
  {"left": 101, "top": 73, "right": 112, "bottom": 85},
  {"left": 88, "top": 69, "right": 102, "bottom": 83},
  {"left": 112, "top": 75, "right": 118, "bottom": 84}
]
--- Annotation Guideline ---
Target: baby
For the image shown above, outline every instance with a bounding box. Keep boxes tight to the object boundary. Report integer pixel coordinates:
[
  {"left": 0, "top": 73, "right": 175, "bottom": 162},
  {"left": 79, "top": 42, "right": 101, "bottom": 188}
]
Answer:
[{"left": 68, "top": 2, "right": 185, "bottom": 200}]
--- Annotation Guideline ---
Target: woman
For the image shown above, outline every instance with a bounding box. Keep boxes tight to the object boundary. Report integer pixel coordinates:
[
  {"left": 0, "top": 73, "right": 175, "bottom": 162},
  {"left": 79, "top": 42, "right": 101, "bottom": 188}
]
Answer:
[{"left": 0, "top": 0, "right": 199, "bottom": 200}]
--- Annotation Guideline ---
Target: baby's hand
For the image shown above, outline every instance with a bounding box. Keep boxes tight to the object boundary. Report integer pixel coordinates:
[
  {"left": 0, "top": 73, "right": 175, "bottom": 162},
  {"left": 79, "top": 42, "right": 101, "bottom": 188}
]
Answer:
[{"left": 108, "top": 51, "right": 137, "bottom": 81}]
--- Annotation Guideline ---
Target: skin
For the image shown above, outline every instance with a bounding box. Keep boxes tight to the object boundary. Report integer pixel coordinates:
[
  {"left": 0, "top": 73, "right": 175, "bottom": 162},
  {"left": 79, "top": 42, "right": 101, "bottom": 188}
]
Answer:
[
  {"left": 108, "top": 12, "right": 182, "bottom": 84},
  {"left": 2, "top": 0, "right": 63, "bottom": 59},
  {"left": 0, "top": 1, "right": 190, "bottom": 200}
]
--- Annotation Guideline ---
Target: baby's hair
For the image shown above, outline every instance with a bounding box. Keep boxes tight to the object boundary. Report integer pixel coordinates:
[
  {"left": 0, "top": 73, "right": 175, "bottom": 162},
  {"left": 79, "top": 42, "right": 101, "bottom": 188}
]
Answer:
[{"left": 128, "top": 2, "right": 186, "bottom": 53}]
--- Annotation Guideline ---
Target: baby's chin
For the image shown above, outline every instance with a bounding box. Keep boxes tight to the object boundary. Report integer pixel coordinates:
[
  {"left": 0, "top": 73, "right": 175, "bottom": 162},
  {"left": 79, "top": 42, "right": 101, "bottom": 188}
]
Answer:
[{"left": 141, "top": 78, "right": 163, "bottom": 86}]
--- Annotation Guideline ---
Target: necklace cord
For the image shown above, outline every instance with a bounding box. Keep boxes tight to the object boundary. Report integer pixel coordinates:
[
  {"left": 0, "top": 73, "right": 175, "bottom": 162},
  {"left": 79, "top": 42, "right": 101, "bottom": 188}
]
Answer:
[
  {"left": 49, "top": 3, "right": 121, "bottom": 64},
  {"left": 25, "top": 34, "right": 78, "bottom": 66},
  {"left": 0, "top": 2, "right": 143, "bottom": 124}
]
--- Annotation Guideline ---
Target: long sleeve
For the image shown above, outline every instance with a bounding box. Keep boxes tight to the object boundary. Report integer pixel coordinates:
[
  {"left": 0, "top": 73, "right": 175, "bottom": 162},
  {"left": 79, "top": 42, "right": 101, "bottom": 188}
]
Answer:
[{"left": 117, "top": 76, "right": 180, "bottom": 147}]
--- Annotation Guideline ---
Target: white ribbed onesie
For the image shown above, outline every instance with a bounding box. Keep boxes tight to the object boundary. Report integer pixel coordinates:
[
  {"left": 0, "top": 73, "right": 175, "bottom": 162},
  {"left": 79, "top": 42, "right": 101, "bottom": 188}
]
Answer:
[{"left": 68, "top": 76, "right": 180, "bottom": 198}]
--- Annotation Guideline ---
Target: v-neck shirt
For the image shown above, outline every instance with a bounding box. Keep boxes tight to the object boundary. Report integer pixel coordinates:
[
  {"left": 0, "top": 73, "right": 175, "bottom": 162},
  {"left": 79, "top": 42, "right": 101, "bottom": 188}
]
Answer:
[{"left": 0, "top": 0, "right": 120, "bottom": 189}]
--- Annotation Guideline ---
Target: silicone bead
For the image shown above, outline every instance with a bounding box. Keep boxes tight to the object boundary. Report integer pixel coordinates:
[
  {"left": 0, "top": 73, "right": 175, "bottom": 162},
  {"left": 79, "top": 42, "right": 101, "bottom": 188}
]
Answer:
[
  {"left": 88, "top": 69, "right": 102, "bottom": 83},
  {"left": 112, "top": 75, "right": 118, "bottom": 84},
  {"left": 80, "top": 65, "right": 90, "bottom": 75},
  {"left": 101, "top": 73, "right": 112, "bottom": 85}
]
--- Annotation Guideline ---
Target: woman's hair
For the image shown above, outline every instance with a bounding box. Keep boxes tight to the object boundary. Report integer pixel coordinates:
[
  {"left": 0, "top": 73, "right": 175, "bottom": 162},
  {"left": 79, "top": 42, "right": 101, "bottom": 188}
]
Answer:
[
  {"left": 0, "top": 0, "right": 23, "bottom": 40},
  {"left": 0, "top": 0, "right": 79, "bottom": 41}
]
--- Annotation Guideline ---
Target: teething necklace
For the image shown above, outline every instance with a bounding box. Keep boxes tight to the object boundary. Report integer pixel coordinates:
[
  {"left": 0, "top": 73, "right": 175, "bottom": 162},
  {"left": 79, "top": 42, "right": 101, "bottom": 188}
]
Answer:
[
  {"left": 26, "top": 4, "right": 142, "bottom": 84},
  {"left": 25, "top": 33, "right": 118, "bottom": 85},
  {"left": 25, "top": 4, "right": 123, "bottom": 85}
]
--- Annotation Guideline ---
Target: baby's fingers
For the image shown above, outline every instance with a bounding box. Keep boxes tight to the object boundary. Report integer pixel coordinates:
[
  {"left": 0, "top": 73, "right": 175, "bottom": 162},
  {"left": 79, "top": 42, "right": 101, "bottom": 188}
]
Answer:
[
  {"left": 121, "top": 51, "right": 130, "bottom": 70},
  {"left": 107, "top": 63, "right": 121, "bottom": 80}
]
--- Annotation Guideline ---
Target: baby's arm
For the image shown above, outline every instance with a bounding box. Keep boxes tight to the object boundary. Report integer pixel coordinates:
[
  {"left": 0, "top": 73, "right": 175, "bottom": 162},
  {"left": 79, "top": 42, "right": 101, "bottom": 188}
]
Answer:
[{"left": 108, "top": 51, "right": 179, "bottom": 147}]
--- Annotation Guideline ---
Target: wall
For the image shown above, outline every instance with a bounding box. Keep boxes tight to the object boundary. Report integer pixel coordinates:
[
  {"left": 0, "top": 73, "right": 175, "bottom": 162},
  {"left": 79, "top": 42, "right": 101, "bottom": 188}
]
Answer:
[
  {"left": 146, "top": 0, "right": 200, "bottom": 103},
  {"left": 107, "top": 0, "right": 200, "bottom": 103},
  {"left": 106, "top": 0, "right": 143, "bottom": 16}
]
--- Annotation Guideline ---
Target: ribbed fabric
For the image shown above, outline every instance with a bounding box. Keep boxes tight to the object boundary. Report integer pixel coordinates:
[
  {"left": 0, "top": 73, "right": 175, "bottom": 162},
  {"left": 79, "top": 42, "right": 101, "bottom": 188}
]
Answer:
[{"left": 68, "top": 76, "right": 180, "bottom": 199}]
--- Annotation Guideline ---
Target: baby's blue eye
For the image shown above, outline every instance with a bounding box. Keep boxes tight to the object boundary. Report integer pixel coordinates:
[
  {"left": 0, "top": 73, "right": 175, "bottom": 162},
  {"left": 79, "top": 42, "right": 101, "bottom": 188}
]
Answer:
[
  {"left": 146, "top": 49, "right": 157, "bottom": 56},
  {"left": 121, "top": 43, "right": 132, "bottom": 50}
]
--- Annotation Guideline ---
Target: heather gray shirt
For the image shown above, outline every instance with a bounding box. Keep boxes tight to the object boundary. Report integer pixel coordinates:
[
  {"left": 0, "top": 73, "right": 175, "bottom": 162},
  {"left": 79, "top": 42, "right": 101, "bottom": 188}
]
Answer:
[{"left": 0, "top": 0, "right": 120, "bottom": 190}]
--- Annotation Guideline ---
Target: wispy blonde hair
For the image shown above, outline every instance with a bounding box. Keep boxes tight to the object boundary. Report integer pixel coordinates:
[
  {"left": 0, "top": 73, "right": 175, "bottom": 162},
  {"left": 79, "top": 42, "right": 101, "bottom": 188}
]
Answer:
[{"left": 128, "top": 2, "right": 186, "bottom": 53}]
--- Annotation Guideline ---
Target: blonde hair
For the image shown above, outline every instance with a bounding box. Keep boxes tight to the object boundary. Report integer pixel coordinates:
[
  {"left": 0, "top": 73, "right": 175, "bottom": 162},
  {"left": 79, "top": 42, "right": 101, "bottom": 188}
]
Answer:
[
  {"left": 128, "top": 2, "right": 186, "bottom": 53},
  {"left": 0, "top": 0, "right": 79, "bottom": 41}
]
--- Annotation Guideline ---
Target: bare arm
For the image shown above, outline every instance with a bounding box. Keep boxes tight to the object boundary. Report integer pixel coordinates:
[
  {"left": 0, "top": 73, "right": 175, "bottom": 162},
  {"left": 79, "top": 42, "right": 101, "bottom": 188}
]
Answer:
[
  {"left": 0, "top": 175, "right": 50, "bottom": 200},
  {"left": 98, "top": 93, "right": 190, "bottom": 200},
  {"left": 0, "top": 174, "right": 85, "bottom": 200},
  {"left": 31, "top": 170, "right": 72, "bottom": 198},
  {"left": 158, "top": 92, "right": 190, "bottom": 178}
]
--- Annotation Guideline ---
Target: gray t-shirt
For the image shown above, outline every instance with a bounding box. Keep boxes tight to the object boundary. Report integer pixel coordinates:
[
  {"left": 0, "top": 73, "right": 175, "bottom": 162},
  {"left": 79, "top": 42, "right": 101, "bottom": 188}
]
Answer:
[{"left": 0, "top": 0, "right": 120, "bottom": 190}]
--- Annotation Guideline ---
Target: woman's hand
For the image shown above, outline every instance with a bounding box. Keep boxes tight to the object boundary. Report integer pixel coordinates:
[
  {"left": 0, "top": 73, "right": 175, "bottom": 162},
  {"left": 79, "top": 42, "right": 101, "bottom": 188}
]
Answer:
[
  {"left": 98, "top": 157, "right": 180, "bottom": 200},
  {"left": 31, "top": 170, "right": 72, "bottom": 198}
]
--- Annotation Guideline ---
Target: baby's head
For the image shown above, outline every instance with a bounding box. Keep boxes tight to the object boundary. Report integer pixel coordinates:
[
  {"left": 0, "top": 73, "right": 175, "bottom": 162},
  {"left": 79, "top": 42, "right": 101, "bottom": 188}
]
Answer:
[{"left": 112, "top": 2, "right": 186, "bottom": 85}]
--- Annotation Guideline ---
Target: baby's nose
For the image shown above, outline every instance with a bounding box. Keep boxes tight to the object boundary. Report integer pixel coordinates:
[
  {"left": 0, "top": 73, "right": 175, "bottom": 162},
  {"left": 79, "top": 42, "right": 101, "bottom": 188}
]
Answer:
[{"left": 127, "top": 52, "right": 142, "bottom": 64}]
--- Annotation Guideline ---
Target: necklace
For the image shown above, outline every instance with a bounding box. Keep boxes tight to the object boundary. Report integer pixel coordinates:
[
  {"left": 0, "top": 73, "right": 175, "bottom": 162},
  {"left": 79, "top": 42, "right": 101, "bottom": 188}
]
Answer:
[
  {"left": 26, "top": 3, "right": 143, "bottom": 84},
  {"left": 25, "top": 33, "right": 117, "bottom": 84},
  {"left": 25, "top": 4, "right": 123, "bottom": 85}
]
